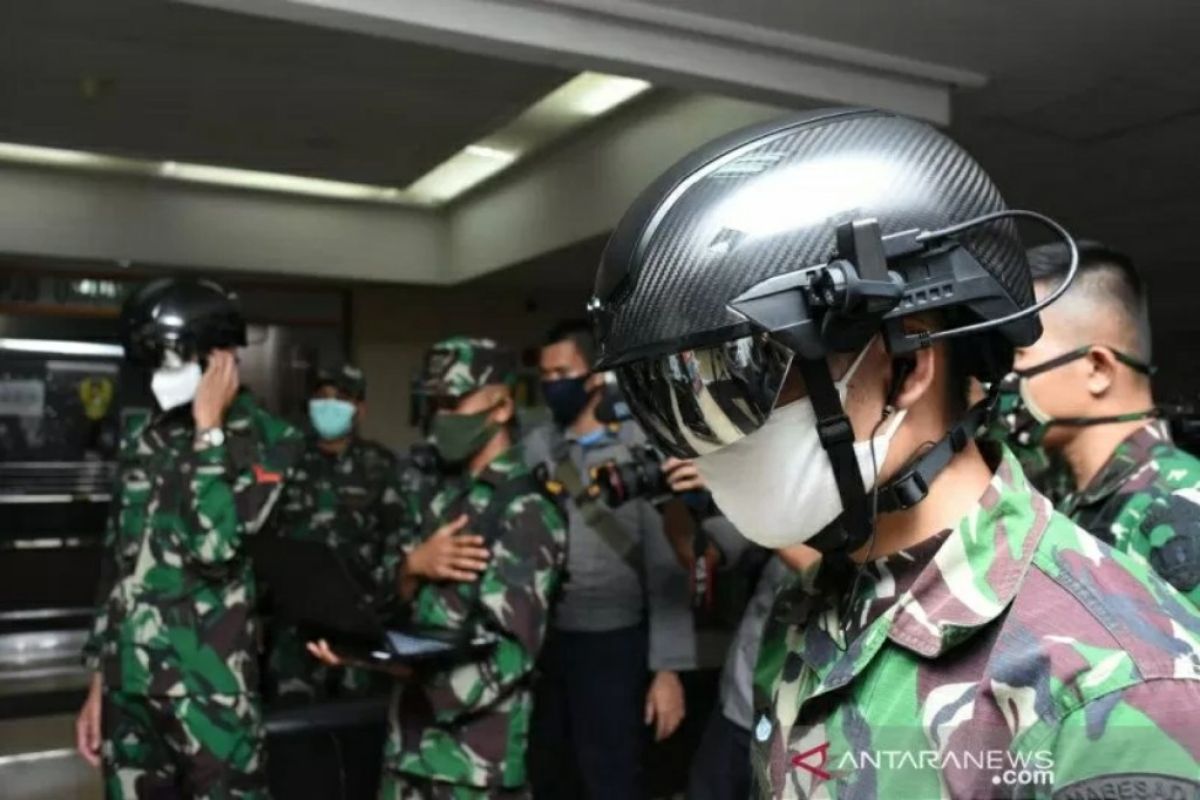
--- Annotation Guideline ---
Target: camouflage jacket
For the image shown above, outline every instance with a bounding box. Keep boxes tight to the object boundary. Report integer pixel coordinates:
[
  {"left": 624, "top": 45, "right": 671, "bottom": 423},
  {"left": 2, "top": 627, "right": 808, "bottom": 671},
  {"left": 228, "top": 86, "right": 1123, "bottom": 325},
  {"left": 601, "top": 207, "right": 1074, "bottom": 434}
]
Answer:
[
  {"left": 266, "top": 436, "right": 408, "bottom": 699},
  {"left": 751, "top": 447, "right": 1200, "bottom": 799},
  {"left": 275, "top": 436, "right": 408, "bottom": 605},
  {"left": 383, "top": 445, "right": 567, "bottom": 789},
  {"left": 82, "top": 392, "right": 303, "bottom": 697},
  {"left": 1061, "top": 420, "right": 1200, "bottom": 606}
]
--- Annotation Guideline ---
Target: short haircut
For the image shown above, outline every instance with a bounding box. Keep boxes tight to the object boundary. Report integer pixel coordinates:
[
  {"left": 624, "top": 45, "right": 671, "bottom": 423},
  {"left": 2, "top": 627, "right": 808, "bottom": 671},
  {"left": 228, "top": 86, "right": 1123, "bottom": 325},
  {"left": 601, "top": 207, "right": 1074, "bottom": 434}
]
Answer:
[
  {"left": 545, "top": 319, "right": 597, "bottom": 368},
  {"left": 1026, "top": 239, "right": 1151, "bottom": 361}
]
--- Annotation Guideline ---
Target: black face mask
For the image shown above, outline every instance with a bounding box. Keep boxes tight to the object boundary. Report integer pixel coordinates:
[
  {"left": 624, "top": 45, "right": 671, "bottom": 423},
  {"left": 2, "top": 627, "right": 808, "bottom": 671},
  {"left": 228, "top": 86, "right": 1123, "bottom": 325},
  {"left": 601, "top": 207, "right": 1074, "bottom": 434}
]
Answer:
[
  {"left": 984, "top": 344, "right": 1157, "bottom": 447},
  {"left": 542, "top": 376, "right": 592, "bottom": 427}
]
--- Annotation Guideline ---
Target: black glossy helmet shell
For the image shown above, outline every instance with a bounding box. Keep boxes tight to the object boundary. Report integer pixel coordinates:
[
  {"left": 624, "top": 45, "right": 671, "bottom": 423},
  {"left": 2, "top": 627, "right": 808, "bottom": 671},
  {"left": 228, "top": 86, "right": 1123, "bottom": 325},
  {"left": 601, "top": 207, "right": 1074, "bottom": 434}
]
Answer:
[
  {"left": 591, "top": 108, "right": 1037, "bottom": 369},
  {"left": 120, "top": 278, "right": 247, "bottom": 367}
]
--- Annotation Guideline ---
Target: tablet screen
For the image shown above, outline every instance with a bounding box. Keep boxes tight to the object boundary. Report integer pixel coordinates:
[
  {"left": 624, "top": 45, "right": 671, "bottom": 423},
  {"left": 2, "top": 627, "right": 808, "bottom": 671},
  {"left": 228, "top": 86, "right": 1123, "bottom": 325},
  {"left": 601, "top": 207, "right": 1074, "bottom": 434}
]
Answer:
[{"left": 385, "top": 631, "right": 457, "bottom": 656}]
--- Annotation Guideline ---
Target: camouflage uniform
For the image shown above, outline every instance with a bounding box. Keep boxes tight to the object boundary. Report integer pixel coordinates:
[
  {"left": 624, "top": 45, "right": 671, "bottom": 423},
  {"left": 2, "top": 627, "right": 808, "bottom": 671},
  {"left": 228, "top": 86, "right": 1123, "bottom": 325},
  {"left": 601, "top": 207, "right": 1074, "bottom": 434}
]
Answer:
[
  {"left": 266, "top": 435, "right": 408, "bottom": 701},
  {"left": 1061, "top": 419, "right": 1200, "bottom": 606},
  {"left": 82, "top": 391, "right": 303, "bottom": 799},
  {"left": 379, "top": 337, "right": 568, "bottom": 799},
  {"left": 751, "top": 446, "right": 1200, "bottom": 799},
  {"left": 979, "top": 385, "right": 1074, "bottom": 506}
]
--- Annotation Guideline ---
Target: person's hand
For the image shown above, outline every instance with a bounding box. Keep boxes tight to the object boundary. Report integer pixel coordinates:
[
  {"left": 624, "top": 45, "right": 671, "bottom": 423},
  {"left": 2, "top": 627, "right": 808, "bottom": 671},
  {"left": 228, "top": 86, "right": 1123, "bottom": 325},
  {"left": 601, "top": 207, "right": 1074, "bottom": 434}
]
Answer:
[
  {"left": 75, "top": 672, "right": 103, "bottom": 768},
  {"left": 307, "top": 638, "right": 346, "bottom": 667},
  {"left": 644, "top": 670, "right": 686, "bottom": 742},
  {"left": 778, "top": 544, "right": 821, "bottom": 573},
  {"left": 663, "top": 458, "right": 705, "bottom": 493},
  {"left": 407, "top": 515, "right": 490, "bottom": 582},
  {"left": 193, "top": 349, "right": 239, "bottom": 431},
  {"left": 306, "top": 639, "right": 413, "bottom": 679}
]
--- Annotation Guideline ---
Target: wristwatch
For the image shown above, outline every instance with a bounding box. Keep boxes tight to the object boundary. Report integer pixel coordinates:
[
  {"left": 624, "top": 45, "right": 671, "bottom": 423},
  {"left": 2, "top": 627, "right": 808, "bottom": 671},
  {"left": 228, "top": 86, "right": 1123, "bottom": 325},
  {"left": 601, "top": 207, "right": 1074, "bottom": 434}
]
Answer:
[{"left": 195, "top": 427, "right": 226, "bottom": 449}]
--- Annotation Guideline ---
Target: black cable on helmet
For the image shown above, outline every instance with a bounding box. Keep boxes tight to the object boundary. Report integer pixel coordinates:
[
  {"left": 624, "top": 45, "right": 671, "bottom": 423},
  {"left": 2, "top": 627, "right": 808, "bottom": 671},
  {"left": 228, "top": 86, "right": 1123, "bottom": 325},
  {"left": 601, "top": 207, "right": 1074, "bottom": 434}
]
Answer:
[{"left": 913, "top": 209, "right": 1079, "bottom": 344}]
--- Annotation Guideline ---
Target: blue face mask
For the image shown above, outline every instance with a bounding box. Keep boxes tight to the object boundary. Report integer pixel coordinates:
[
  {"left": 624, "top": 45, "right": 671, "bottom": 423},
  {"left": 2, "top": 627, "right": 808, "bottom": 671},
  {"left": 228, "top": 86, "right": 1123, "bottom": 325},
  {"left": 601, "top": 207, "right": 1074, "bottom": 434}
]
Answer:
[
  {"left": 309, "top": 398, "right": 357, "bottom": 440},
  {"left": 575, "top": 427, "right": 608, "bottom": 449}
]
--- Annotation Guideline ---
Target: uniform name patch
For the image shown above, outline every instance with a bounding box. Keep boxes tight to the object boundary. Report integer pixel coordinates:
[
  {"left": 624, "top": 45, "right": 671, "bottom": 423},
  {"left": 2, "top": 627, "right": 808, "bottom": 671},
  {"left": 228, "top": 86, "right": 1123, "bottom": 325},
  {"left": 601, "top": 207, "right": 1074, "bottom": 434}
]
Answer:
[{"left": 1053, "top": 774, "right": 1199, "bottom": 800}]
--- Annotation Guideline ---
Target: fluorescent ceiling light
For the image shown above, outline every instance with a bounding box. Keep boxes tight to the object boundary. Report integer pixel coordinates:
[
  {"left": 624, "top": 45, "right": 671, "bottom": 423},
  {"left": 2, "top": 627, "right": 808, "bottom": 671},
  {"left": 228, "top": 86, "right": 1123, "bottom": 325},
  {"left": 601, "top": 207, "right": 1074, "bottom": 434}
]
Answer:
[
  {"left": 407, "top": 71, "right": 652, "bottom": 203},
  {"left": 0, "top": 71, "right": 650, "bottom": 207},
  {"left": 0, "top": 142, "right": 124, "bottom": 169},
  {"left": 159, "top": 160, "right": 406, "bottom": 202},
  {"left": 0, "top": 143, "right": 413, "bottom": 205},
  {"left": 463, "top": 144, "right": 519, "bottom": 163},
  {"left": 408, "top": 144, "right": 521, "bottom": 204},
  {"left": 558, "top": 73, "right": 652, "bottom": 116},
  {"left": 0, "top": 338, "right": 125, "bottom": 357}
]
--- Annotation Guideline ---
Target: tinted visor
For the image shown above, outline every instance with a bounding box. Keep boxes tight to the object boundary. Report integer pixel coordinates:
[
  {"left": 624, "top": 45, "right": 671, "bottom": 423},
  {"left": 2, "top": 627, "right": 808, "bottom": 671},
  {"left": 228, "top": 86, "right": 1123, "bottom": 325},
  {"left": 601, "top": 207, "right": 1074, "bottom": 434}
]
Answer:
[{"left": 615, "top": 335, "right": 792, "bottom": 458}]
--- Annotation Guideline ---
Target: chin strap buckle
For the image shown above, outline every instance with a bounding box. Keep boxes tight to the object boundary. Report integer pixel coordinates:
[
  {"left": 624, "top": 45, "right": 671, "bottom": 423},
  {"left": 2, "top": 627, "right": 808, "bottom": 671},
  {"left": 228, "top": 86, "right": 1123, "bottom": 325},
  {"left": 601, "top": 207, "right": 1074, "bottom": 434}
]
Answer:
[
  {"left": 817, "top": 413, "right": 855, "bottom": 447},
  {"left": 875, "top": 404, "right": 986, "bottom": 514}
]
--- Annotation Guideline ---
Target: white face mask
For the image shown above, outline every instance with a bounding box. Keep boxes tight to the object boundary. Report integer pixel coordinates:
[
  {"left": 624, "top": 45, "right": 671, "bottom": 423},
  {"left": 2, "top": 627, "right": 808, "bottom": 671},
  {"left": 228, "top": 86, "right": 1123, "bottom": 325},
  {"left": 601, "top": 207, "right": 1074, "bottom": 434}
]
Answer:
[
  {"left": 151, "top": 362, "right": 202, "bottom": 412},
  {"left": 694, "top": 347, "right": 908, "bottom": 549}
]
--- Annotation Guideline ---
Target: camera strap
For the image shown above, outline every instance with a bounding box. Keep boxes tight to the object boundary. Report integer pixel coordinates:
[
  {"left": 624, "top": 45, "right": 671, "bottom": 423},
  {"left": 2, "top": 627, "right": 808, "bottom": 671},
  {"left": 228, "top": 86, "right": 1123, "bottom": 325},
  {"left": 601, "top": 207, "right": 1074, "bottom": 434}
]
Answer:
[{"left": 551, "top": 453, "right": 640, "bottom": 568}]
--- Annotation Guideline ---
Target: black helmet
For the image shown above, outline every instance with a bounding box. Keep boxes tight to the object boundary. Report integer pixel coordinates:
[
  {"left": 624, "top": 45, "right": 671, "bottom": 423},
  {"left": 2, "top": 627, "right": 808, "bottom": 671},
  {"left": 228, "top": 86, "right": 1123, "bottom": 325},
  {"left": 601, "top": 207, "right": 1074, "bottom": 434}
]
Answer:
[
  {"left": 589, "top": 107, "right": 1076, "bottom": 552},
  {"left": 120, "top": 278, "right": 247, "bottom": 368}
]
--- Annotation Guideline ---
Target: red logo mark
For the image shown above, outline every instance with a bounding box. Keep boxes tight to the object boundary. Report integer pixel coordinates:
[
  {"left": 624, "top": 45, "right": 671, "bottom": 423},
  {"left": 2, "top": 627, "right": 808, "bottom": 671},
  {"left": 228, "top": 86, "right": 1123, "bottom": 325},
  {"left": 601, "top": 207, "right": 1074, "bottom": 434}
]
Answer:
[
  {"left": 253, "top": 464, "right": 282, "bottom": 484},
  {"left": 791, "top": 742, "right": 832, "bottom": 781}
]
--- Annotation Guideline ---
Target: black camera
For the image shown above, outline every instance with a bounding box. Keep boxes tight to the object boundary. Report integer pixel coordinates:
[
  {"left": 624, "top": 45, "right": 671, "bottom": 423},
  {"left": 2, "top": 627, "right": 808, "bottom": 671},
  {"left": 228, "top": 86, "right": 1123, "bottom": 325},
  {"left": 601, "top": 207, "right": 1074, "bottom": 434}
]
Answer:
[{"left": 589, "top": 445, "right": 670, "bottom": 507}]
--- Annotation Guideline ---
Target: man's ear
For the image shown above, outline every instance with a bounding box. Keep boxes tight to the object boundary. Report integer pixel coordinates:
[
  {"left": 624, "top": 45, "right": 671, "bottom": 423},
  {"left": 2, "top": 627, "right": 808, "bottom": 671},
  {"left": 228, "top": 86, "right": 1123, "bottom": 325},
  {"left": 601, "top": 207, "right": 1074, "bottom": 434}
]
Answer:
[
  {"left": 355, "top": 400, "right": 367, "bottom": 424},
  {"left": 890, "top": 346, "right": 937, "bottom": 411},
  {"left": 1085, "top": 347, "right": 1117, "bottom": 397}
]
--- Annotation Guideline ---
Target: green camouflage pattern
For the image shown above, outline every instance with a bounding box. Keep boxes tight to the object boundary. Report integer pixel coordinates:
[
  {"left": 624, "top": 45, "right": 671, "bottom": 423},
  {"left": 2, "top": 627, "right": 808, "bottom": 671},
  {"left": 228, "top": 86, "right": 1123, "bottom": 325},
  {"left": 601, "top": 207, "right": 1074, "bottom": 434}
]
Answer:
[
  {"left": 422, "top": 337, "right": 517, "bottom": 400},
  {"left": 383, "top": 445, "right": 567, "bottom": 791},
  {"left": 266, "top": 436, "right": 409, "bottom": 700},
  {"left": 380, "top": 772, "right": 529, "bottom": 799},
  {"left": 102, "top": 689, "right": 267, "bottom": 799},
  {"left": 1061, "top": 420, "right": 1200, "bottom": 606},
  {"left": 315, "top": 362, "right": 367, "bottom": 400},
  {"left": 979, "top": 385, "right": 1074, "bottom": 506},
  {"left": 82, "top": 391, "right": 304, "bottom": 697},
  {"left": 751, "top": 446, "right": 1200, "bottom": 799}
]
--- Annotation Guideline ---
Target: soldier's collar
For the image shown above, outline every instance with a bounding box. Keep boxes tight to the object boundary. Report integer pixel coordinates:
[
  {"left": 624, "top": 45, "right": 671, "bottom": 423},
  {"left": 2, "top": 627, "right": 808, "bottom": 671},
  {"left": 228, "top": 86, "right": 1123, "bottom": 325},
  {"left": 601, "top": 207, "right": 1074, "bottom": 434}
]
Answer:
[
  {"left": 1072, "top": 419, "right": 1170, "bottom": 510},
  {"left": 884, "top": 447, "right": 1051, "bottom": 658}
]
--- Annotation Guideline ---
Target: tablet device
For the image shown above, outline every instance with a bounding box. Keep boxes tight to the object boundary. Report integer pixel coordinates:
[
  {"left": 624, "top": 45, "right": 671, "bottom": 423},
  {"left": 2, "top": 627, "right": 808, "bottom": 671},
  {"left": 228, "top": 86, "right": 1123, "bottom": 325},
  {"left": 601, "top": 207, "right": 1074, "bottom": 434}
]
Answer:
[{"left": 250, "top": 537, "right": 496, "bottom": 665}]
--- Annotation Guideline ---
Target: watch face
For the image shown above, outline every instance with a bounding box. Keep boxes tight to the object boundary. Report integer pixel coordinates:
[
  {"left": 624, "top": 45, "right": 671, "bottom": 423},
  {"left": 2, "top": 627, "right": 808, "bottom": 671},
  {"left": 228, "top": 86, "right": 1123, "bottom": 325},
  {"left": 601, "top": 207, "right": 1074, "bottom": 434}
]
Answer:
[{"left": 200, "top": 428, "right": 225, "bottom": 447}]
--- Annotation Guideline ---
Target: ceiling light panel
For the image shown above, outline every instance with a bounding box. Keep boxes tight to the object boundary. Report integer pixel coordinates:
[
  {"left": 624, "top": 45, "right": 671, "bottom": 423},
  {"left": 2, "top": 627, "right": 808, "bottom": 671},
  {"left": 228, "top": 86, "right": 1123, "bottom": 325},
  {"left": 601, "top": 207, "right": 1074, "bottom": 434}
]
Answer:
[{"left": 0, "top": 72, "right": 651, "bottom": 207}]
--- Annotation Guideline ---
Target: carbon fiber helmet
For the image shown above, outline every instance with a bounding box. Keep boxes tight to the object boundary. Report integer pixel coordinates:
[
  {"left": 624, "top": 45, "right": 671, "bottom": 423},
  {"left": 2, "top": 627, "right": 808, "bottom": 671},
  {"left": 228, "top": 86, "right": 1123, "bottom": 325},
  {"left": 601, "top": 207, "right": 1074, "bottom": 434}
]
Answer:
[
  {"left": 120, "top": 278, "right": 247, "bottom": 368},
  {"left": 593, "top": 108, "right": 1041, "bottom": 370},
  {"left": 589, "top": 107, "right": 1076, "bottom": 553}
]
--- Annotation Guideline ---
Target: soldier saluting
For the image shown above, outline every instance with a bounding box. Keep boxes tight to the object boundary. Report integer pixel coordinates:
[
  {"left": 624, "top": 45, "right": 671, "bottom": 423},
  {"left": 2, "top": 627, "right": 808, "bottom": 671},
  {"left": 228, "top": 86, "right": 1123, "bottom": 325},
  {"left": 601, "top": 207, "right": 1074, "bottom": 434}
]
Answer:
[{"left": 76, "top": 278, "right": 303, "bottom": 799}]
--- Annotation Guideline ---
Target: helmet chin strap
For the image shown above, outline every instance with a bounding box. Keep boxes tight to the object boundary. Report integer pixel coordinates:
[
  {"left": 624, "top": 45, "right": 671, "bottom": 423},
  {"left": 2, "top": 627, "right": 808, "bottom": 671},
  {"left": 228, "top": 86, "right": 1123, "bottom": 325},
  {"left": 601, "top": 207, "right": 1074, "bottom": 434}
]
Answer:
[
  {"left": 793, "top": 356, "right": 873, "bottom": 554},
  {"left": 797, "top": 353, "right": 986, "bottom": 555}
]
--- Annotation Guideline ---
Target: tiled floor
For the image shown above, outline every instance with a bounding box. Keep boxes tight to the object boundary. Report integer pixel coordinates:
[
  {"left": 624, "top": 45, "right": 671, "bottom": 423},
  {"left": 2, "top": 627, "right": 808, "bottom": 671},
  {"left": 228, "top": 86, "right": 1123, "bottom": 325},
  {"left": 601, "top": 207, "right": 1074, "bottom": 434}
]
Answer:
[{"left": 0, "top": 714, "right": 102, "bottom": 800}]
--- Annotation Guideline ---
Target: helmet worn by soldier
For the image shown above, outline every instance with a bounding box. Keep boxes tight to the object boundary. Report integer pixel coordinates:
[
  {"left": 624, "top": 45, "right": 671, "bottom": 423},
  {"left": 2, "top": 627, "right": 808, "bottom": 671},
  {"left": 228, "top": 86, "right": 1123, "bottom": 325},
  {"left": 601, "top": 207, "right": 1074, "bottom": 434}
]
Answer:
[
  {"left": 420, "top": 336, "right": 518, "bottom": 465},
  {"left": 420, "top": 336, "right": 517, "bottom": 401},
  {"left": 120, "top": 277, "right": 247, "bottom": 369},
  {"left": 590, "top": 107, "right": 1077, "bottom": 553}
]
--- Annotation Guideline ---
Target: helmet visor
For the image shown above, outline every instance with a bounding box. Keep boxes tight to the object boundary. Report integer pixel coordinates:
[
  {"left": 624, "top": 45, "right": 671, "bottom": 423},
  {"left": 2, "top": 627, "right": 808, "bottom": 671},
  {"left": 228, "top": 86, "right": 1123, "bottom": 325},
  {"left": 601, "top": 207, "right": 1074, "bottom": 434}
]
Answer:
[{"left": 615, "top": 335, "right": 792, "bottom": 459}]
